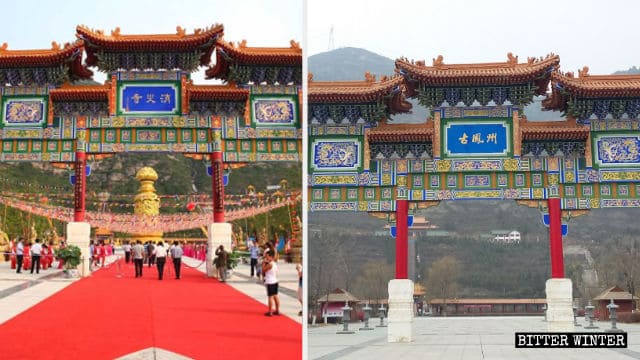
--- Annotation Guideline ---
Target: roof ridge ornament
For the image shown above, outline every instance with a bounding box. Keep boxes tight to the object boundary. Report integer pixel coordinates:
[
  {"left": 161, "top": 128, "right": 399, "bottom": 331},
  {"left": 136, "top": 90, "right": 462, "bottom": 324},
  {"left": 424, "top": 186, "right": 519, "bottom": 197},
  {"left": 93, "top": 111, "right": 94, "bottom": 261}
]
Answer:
[
  {"left": 364, "top": 72, "right": 376, "bottom": 82},
  {"left": 176, "top": 26, "right": 186, "bottom": 37},
  {"left": 308, "top": 72, "right": 314, "bottom": 83},
  {"left": 0, "top": 42, "right": 7, "bottom": 51},
  {"left": 578, "top": 66, "right": 589, "bottom": 78},
  {"left": 432, "top": 55, "right": 444, "bottom": 67},
  {"left": 51, "top": 41, "right": 61, "bottom": 51},
  {"left": 507, "top": 52, "right": 518, "bottom": 66},
  {"left": 290, "top": 40, "right": 300, "bottom": 50},
  {"left": 111, "top": 27, "right": 121, "bottom": 37}
]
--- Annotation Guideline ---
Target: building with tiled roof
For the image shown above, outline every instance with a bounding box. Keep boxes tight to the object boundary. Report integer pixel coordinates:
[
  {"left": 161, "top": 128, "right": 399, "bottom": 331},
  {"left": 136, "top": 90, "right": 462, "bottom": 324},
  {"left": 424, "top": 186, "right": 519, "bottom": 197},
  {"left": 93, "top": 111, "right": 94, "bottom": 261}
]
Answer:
[
  {"left": 206, "top": 38, "right": 302, "bottom": 85},
  {"left": 0, "top": 40, "right": 92, "bottom": 85}
]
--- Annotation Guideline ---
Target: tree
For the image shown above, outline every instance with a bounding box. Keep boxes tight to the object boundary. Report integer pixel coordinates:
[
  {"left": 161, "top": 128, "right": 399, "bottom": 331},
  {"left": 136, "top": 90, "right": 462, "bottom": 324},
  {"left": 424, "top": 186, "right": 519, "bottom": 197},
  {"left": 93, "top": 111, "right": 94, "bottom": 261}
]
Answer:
[
  {"left": 351, "top": 260, "right": 394, "bottom": 304},
  {"left": 425, "top": 255, "right": 461, "bottom": 316}
]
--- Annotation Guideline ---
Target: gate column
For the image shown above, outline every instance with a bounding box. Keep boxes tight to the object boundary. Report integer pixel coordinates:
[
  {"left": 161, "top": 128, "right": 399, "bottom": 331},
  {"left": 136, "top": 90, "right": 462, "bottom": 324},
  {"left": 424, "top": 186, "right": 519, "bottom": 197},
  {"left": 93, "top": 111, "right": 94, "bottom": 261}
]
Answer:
[
  {"left": 388, "top": 199, "right": 413, "bottom": 342},
  {"left": 206, "top": 139, "right": 232, "bottom": 278},
  {"left": 68, "top": 150, "right": 91, "bottom": 277},
  {"left": 545, "top": 196, "right": 574, "bottom": 331}
]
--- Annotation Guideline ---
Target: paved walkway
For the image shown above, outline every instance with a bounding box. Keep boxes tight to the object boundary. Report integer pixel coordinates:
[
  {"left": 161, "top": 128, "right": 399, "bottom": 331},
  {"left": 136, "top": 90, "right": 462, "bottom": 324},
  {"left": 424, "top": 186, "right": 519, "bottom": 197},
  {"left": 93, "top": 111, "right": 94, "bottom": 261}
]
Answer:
[
  {"left": 0, "top": 253, "right": 302, "bottom": 326},
  {"left": 309, "top": 316, "right": 640, "bottom": 360}
]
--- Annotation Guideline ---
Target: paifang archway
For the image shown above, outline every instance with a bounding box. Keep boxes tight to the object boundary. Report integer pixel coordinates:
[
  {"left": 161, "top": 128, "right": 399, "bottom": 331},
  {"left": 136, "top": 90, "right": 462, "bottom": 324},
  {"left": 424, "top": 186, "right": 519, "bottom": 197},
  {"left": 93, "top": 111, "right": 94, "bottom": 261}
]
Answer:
[
  {"left": 0, "top": 24, "right": 301, "bottom": 276},
  {"left": 308, "top": 54, "right": 640, "bottom": 339}
]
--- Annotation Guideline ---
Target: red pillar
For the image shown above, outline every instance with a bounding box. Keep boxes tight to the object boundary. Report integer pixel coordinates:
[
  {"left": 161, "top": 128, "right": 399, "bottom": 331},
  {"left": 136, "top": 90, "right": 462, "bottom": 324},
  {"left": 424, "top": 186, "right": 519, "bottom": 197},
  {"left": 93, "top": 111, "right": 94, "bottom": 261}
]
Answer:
[
  {"left": 548, "top": 197, "right": 564, "bottom": 278},
  {"left": 211, "top": 152, "right": 225, "bottom": 223},
  {"left": 396, "top": 199, "right": 409, "bottom": 279},
  {"left": 73, "top": 151, "right": 87, "bottom": 222}
]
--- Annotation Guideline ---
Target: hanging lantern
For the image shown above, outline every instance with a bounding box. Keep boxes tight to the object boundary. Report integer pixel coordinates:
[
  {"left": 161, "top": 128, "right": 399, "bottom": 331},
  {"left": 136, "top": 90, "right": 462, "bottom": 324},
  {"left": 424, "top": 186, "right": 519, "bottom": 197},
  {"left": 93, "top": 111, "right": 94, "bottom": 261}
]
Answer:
[{"left": 186, "top": 202, "right": 196, "bottom": 212}]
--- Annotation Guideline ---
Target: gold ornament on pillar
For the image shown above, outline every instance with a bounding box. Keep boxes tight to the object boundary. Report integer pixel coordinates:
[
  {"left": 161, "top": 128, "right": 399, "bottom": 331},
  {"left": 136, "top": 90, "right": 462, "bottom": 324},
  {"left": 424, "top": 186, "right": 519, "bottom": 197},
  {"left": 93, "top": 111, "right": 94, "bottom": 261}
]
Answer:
[{"left": 131, "top": 167, "right": 163, "bottom": 243}]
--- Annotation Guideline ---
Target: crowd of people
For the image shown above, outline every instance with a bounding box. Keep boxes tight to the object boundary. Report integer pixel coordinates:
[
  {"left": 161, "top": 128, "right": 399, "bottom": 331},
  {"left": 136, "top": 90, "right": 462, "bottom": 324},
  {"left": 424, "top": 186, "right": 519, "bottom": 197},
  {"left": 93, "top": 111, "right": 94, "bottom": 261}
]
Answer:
[
  {"left": 7, "top": 235, "right": 303, "bottom": 317},
  {"left": 9, "top": 237, "right": 62, "bottom": 274},
  {"left": 122, "top": 240, "right": 184, "bottom": 280}
]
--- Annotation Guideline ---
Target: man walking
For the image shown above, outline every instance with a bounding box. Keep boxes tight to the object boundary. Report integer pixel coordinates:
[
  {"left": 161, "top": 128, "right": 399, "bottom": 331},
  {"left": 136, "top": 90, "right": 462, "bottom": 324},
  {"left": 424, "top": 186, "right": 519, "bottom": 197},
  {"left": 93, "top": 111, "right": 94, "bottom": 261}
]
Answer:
[
  {"left": 170, "top": 241, "right": 183, "bottom": 279},
  {"left": 30, "top": 238, "right": 43, "bottom": 274},
  {"left": 16, "top": 238, "right": 24, "bottom": 273},
  {"left": 154, "top": 241, "right": 166, "bottom": 280},
  {"left": 249, "top": 240, "right": 259, "bottom": 277},
  {"left": 132, "top": 240, "right": 145, "bottom": 278},
  {"left": 123, "top": 241, "right": 132, "bottom": 263},
  {"left": 215, "top": 245, "right": 228, "bottom": 282}
]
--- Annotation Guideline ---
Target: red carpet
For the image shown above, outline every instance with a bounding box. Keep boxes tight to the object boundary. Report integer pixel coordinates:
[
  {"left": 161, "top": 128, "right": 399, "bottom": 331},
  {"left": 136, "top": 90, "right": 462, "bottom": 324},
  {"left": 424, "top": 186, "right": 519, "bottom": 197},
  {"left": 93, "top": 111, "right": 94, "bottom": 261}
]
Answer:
[{"left": 0, "top": 260, "right": 301, "bottom": 359}]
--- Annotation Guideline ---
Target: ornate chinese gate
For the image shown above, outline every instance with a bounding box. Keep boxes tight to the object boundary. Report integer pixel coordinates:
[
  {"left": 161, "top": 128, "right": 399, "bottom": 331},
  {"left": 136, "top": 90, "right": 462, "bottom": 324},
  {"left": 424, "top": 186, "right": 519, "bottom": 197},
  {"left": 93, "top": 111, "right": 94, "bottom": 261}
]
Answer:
[
  {"left": 309, "top": 54, "right": 640, "bottom": 339},
  {"left": 0, "top": 24, "right": 301, "bottom": 276}
]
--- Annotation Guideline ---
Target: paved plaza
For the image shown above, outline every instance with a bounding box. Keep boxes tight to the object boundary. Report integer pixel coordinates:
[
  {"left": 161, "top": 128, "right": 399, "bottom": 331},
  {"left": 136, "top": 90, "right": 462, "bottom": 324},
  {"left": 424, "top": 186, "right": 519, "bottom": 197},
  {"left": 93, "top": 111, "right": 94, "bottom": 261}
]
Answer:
[
  {"left": 308, "top": 316, "right": 640, "bottom": 360},
  {"left": 0, "top": 252, "right": 302, "bottom": 359}
]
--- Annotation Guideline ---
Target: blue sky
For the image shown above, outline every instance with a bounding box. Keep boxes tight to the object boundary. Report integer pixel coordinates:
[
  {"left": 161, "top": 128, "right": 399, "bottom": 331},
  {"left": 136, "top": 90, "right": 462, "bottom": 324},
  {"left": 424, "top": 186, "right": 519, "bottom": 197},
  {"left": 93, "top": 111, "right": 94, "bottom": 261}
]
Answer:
[
  {"left": 308, "top": 0, "right": 640, "bottom": 75},
  {"left": 0, "top": 0, "right": 302, "bottom": 83}
]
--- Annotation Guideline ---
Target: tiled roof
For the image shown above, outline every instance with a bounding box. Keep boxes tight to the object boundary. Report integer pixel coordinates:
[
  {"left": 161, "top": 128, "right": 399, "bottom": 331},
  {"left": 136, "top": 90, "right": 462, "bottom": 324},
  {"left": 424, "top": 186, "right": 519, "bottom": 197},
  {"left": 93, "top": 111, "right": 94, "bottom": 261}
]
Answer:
[
  {"left": 308, "top": 74, "right": 405, "bottom": 103},
  {"left": 0, "top": 41, "right": 92, "bottom": 79},
  {"left": 593, "top": 286, "right": 634, "bottom": 301},
  {"left": 368, "top": 123, "right": 433, "bottom": 143},
  {"left": 396, "top": 53, "right": 559, "bottom": 92},
  {"left": 317, "top": 288, "right": 360, "bottom": 303},
  {"left": 77, "top": 25, "right": 223, "bottom": 68},
  {"left": 205, "top": 38, "right": 302, "bottom": 79},
  {"left": 76, "top": 24, "right": 223, "bottom": 51},
  {"left": 550, "top": 70, "right": 640, "bottom": 98},
  {"left": 520, "top": 118, "right": 589, "bottom": 140},
  {"left": 49, "top": 83, "right": 109, "bottom": 101},
  {"left": 187, "top": 84, "right": 248, "bottom": 101}
]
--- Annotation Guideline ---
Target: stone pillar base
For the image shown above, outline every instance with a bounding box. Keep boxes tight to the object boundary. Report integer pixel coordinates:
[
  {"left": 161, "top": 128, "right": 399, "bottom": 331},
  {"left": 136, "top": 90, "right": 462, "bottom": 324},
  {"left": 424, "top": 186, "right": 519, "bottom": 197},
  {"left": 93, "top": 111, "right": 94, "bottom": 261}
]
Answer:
[
  {"left": 66, "top": 222, "right": 91, "bottom": 277},
  {"left": 206, "top": 223, "right": 232, "bottom": 277},
  {"left": 388, "top": 279, "right": 413, "bottom": 343},
  {"left": 546, "top": 278, "right": 574, "bottom": 332}
]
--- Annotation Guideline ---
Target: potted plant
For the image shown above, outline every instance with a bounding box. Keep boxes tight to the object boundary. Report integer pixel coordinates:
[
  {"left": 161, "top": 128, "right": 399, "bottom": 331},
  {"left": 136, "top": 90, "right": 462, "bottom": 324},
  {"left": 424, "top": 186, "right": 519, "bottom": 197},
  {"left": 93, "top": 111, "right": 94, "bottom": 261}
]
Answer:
[
  {"left": 54, "top": 245, "right": 82, "bottom": 277},
  {"left": 227, "top": 250, "right": 242, "bottom": 270}
]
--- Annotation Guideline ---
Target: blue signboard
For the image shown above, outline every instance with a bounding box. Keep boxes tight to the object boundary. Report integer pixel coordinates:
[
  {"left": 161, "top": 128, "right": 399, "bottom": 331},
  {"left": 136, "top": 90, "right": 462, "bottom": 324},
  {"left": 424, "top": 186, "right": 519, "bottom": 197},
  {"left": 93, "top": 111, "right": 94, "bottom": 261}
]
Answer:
[
  {"left": 443, "top": 121, "right": 510, "bottom": 158},
  {"left": 118, "top": 82, "right": 180, "bottom": 115}
]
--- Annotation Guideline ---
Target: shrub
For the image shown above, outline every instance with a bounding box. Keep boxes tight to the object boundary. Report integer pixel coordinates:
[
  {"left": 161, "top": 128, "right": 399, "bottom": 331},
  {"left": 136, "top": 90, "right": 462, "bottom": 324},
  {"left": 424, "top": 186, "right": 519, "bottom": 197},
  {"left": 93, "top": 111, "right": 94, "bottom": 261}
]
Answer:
[
  {"left": 54, "top": 245, "right": 82, "bottom": 269},
  {"left": 617, "top": 312, "right": 640, "bottom": 323}
]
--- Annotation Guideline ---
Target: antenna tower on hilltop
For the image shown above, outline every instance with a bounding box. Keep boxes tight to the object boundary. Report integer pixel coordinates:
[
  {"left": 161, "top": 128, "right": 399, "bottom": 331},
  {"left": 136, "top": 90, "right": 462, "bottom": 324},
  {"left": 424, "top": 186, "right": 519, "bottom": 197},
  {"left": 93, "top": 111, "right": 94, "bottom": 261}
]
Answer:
[{"left": 328, "top": 25, "right": 335, "bottom": 51}]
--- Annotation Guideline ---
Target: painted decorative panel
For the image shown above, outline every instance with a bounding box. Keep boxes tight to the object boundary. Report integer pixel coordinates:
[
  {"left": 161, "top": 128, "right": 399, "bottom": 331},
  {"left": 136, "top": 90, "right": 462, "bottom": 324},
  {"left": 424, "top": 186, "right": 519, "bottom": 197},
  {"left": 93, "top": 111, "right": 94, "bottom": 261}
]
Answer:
[
  {"left": 136, "top": 130, "right": 161, "bottom": 143},
  {"left": 497, "top": 174, "right": 508, "bottom": 186},
  {"left": 310, "top": 138, "right": 361, "bottom": 172},
  {"left": 465, "top": 175, "right": 490, "bottom": 187},
  {"left": 117, "top": 81, "right": 180, "bottom": 115},
  {"left": 251, "top": 95, "right": 298, "bottom": 126},
  {"left": 1, "top": 96, "right": 47, "bottom": 127},
  {"left": 593, "top": 133, "right": 640, "bottom": 168},
  {"left": 442, "top": 119, "right": 511, "bottom": 158}
]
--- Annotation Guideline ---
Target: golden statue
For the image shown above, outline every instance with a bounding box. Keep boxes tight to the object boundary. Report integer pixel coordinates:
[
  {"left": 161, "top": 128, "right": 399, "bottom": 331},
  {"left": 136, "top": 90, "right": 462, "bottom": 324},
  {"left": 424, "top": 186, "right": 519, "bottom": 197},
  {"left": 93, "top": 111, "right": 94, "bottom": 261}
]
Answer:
[
  {"left": 29, "top": 224, "right": 37, "bottom": 243},
  {"left": 131, "top": 167, "right": 163, "bottom": 244},
  {"left": 0, "top": 223, "right": 9, "bottom": 263}
]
